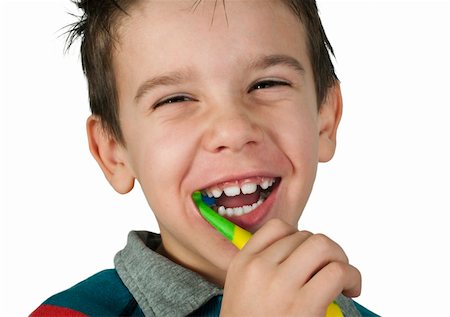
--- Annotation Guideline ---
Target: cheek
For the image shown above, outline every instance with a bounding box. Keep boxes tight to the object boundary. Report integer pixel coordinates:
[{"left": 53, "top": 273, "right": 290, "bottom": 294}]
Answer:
[
  {"left": 126, "top": 117, "right": 192, "bottom": 176},
  {"left": 128, "top": 120, "right": 201, "bottom": 209},
  {"left": 269, "top": 106, "right": 319, "bottom": 221},
  {"left": 137, "top": 137, "right": 189, "bottom": 195},
  {"left": 269, "top": 103, "right": 319, "bottom": 163},
  {"left": 287, "top": 112, "right": 319, "bottom": 181}
]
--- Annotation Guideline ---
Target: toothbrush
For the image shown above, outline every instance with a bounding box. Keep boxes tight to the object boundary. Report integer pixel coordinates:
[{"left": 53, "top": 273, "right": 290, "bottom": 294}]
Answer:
[
  {"left": 192, "top": 191, "right": 252, "bottom": 249},
  {"left": 192, "top": 191, "right": 344, "bottom": 317}
]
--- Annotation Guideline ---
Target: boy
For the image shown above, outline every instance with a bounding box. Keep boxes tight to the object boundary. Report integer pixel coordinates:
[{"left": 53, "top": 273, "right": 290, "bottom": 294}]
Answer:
[{"left": 32, "top": 0, "right": 377, "bottom": 316}]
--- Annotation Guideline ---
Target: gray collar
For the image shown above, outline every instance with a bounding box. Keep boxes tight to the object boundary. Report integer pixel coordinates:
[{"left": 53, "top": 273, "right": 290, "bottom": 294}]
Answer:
[
  {"left": 114, "top": 231, "right": 222, "bottom": 317},
  {"left": 335, "top": 294, "right": 362, "bottom": 317},
  {"left": 115, "top": 231, "right": 361, "bottom": 317}
]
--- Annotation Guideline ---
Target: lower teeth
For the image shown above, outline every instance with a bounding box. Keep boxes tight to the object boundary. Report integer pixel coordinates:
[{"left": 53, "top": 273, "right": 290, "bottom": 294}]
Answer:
[{"left": 214, "top": 191, "right": 269, "bottom": 217}]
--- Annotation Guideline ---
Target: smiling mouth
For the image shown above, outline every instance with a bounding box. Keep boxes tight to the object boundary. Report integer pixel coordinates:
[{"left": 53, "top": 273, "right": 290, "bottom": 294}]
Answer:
[{"left": 201, "top": 177, "right": 280, "bottom": 217}]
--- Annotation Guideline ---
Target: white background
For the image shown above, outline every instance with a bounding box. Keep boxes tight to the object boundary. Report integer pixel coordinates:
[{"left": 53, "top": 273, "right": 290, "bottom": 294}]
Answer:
[{"left": 1, "top": 0, "right": 449, "bottom": 316}]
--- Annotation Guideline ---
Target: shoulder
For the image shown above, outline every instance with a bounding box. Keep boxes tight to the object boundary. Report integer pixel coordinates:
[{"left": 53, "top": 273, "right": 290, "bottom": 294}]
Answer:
[{"left": 30, "top": 269, "right": 143, "bottom": 317}]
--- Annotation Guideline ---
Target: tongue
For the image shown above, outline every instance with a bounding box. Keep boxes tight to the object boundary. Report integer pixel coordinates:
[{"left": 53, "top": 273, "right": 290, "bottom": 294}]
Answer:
[{"left": 216, "top": 188, "right": 261, "bottom": 208}]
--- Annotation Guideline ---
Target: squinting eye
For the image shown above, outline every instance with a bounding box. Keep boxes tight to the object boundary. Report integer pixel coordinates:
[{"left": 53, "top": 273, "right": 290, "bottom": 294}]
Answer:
[
  {"left": 153, "top": 95, "right": 194, "bottom": 109},
  {"left": 248, "top": 80, "right": 291, "bottom": 92}
]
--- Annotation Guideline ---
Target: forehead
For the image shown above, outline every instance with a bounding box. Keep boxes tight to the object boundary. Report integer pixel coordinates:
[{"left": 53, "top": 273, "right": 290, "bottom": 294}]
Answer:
[
  {"left": 113, "top": 0, "right": 311, "bottom": 98},
  {"left": 119, "top": 0, "right": 302, "bottom": 31}
]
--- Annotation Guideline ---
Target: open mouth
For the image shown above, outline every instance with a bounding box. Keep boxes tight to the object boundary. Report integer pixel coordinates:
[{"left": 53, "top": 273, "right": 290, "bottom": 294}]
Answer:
[{"left": 201, "top": 177, "right": 280, "bottom": 217}]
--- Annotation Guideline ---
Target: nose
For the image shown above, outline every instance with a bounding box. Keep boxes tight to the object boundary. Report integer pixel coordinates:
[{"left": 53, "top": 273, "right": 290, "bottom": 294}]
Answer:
[{"left": 202, "top": 104, "right": 264, "bottom": 153}]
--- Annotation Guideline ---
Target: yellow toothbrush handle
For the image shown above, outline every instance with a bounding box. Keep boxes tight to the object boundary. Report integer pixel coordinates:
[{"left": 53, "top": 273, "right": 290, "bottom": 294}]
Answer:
[
  {"left": 326, "top": 301, "right": 344, "bottom": 317},
  {"left": 231, "top": 225, "right": 253, "bottom": 250}
]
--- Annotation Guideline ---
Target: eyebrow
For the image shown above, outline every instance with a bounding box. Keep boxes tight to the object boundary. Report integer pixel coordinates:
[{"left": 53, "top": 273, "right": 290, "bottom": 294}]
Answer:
[
  {"left": 134, "top": 70, "right": 192, "bottom": 103},
  {"left": 134, "top": 54, "right": 305, "bottom": 103},
  {"left": 248, "top": 54, "right": 306, "bottom": 75}
]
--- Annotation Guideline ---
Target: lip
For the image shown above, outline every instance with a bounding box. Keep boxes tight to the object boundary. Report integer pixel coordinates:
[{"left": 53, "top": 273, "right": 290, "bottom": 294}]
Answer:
[{"left": 219, "top": 178, "right": 280, "bottom": 232}]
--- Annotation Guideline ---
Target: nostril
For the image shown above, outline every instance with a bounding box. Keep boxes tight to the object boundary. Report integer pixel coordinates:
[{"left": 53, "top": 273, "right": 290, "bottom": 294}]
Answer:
[
  {"left": 203, "top": 112, "right": 264, "bottom": 153},
  {"left": 213, "top": 136, "right": 260, "bottom": 153}
]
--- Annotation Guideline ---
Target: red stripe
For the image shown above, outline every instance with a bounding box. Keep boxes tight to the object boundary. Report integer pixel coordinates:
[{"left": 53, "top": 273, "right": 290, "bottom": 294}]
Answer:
[{"left": 30, "top": 304, "right": 88, "bottom": 317}]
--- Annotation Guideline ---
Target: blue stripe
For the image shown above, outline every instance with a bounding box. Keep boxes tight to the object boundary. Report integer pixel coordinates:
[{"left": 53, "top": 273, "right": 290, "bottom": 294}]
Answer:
[
  {"left": 354, "top": 300, "right": 380, "bottom": 317},
  {"left": 189, "top": 295, "right": 222, "bottom": 317},
  {"left": 44, "top": 269, "right": 143, "bottom": 316}
]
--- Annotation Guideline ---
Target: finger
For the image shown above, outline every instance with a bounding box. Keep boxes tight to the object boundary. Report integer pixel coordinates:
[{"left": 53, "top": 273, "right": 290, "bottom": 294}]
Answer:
[
  {"left": 258, "top": 230, "right": 313, "bottom": 264},
  {"left": 300, "top": 261, "right": 362, "bottom": 309},
  {"left": 279, "top": 233, "right": 349, "bottom": 286},
  {"left": 242, "top": 218, "right": 296, "bottom": 255}
]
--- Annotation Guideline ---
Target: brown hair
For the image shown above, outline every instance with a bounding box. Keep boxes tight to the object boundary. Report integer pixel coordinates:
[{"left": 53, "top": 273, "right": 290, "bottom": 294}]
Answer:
[{"left": 66, "top": 0, "right": 338, "bottom": 144}]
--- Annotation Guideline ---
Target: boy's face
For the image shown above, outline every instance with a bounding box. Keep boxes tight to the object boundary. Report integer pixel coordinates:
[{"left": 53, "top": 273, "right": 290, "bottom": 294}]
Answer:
[{"left": 102, "top": 0, "right": 340, "bottom": 283}]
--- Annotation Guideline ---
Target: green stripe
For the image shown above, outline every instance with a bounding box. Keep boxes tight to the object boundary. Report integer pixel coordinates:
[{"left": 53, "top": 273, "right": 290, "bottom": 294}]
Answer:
[{"left": 192, "top": 192, "right": 235, "bottom": 241}]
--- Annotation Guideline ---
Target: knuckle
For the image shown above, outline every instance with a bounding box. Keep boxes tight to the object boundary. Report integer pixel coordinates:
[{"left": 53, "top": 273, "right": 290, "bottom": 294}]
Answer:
[
  {"left": 291, "top": 230, "right": 313, "bottom": 244},
  {"left": 310, "top": 233, "right": 334, "bottom": 250},
  {"left": 327, "top": 261, "right": 348, "bottom": 281},
  {"left": 244, "top": 256, "right": 271, "bottom": 279},
  {"left": 297, "top": 230, "right": 313, "bottom": 238},
  {"left": 266, "top": 218, "right": 286, "bottom": 227},
  {"left": 351, "top": 264, "right": 362, "bottom": 283},
  {"left": 309, "top": 233, "right": 349, "bottom": 263},
  {"left": 265, "top": 218, "right": 291, "bottom": 232}
]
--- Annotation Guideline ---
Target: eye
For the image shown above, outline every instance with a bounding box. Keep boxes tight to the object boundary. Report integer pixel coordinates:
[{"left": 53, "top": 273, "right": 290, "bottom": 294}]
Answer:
[
  {"left": 248, "top": 79, "right": 291, "bottom": 93},
  {"left": 153, "top": 94, "right": 196, "bottom": 109}
]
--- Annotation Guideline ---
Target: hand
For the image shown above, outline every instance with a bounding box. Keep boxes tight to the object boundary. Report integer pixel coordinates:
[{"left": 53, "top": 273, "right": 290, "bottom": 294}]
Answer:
[{"left": 220, "top": 219, "right": 361, "bottom": 317}]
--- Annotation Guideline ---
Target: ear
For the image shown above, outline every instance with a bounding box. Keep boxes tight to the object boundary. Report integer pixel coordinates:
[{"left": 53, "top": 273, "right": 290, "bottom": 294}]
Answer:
[
  {"left": 86, "top": 115, "right": 135, "bottom": 194},
  {"left": 318, "top": 83, "right": 343, "bottom": 162}
]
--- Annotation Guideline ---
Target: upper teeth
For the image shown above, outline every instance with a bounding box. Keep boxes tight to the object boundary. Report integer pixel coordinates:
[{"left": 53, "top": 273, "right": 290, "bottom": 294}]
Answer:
[
  {"left": 205, "top": 177, "right": 275, "bottom": 198},
  {"left": 241, "top": 183, "right": 257, "bottom": 194},
  {"left": 210, "top": 188, "right": 222, "bottom": 198},
  {"left": 223, "top": 185, "right": 240, "bottom": 197}
]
